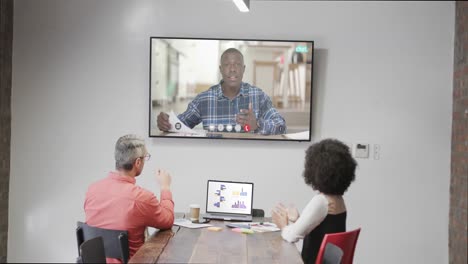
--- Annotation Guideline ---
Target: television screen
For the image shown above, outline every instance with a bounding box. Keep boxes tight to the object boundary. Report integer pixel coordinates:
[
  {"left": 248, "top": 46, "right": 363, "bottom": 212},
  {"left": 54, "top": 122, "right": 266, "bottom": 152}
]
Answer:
[{"left": 149, "top": 37, "right": 313, "bottom": 141}]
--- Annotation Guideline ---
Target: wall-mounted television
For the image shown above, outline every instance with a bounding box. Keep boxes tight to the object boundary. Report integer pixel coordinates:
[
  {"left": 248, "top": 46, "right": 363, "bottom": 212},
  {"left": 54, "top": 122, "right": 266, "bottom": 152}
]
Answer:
[{"left": 149, "top": 37, "right": 313, "bottom": 142}]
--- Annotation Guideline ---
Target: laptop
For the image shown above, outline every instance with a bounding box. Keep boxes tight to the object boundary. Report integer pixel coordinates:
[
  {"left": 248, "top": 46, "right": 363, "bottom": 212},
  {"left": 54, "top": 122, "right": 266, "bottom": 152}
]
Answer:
[{"left": 203, "top": 180, "right": 254, "bottom": 222}]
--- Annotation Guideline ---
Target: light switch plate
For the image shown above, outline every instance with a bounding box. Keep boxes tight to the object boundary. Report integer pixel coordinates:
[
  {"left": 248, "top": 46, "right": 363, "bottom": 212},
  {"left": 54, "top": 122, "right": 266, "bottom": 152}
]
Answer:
[{"left": 354, "top": 143, "right": 369, "bottom": 158}]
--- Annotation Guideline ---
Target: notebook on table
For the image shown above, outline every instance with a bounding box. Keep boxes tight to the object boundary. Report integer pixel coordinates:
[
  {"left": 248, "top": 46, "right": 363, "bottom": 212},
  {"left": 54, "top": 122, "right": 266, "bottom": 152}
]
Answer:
[{"left": 203, "top": 180, "right": 254, "bottom": 222}]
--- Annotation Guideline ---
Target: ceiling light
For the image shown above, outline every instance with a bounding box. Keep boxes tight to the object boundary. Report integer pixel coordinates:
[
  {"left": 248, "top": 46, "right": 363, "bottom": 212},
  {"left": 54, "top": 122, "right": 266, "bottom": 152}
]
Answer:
[{"left": 233, "top": 0, "right": 250, "bottom": 12}]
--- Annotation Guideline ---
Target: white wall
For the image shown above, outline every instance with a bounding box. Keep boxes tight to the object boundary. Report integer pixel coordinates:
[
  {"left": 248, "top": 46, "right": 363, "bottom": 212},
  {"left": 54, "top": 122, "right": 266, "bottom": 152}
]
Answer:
[{"left": 9, "top": 0, "right": 454, "bottom": 263}]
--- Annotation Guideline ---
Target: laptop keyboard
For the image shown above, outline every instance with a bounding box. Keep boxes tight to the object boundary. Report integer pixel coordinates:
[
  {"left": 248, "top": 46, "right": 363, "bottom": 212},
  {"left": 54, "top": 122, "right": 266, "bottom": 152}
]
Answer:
[{"left": 205, "top": 213, "right": 252, "bottom": 221}]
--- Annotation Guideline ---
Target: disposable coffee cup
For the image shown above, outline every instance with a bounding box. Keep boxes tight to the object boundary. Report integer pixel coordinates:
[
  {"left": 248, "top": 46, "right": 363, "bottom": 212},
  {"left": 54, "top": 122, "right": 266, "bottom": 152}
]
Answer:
[{"left": 189, "top": 204, "right": 200, "bottom": 221}]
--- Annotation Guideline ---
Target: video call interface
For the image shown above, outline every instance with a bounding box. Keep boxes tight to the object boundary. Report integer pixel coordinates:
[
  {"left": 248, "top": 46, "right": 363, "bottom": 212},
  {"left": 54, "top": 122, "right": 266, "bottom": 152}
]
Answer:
[
  {"left": 150, "top": 37, "right": 313, "bottom": 141},
  {"left": 206, "top": 181, "right": 253, "bottom": 215}
]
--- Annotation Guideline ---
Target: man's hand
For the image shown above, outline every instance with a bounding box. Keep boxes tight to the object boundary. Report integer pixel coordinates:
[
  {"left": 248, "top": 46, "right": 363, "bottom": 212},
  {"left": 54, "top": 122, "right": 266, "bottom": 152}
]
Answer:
[
  {"left": 236, "top": 103, "right": 258, "bottom": 131},
  {"left": 157, "top": 112, "right": 171, "bottom": 131},
  {"left": 156, "top": 169, "right": 171, "bottom": 191}
]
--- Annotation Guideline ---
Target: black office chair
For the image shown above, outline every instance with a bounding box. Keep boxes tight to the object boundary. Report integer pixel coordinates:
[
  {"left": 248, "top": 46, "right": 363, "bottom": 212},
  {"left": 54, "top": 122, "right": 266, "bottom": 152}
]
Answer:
[
  {"left": 252, "top": 208, "right": 265, "bottom": 217},
  {"left": 76, "top": 221, "right": 129, "bottom": 264},
  {"left": 78, "top": 236, "right": 106, "bottom": 263}
]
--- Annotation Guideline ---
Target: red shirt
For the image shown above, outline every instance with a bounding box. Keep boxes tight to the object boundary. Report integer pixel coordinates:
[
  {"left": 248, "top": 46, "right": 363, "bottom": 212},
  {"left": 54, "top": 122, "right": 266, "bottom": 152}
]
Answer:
[{"left": 84, "top": 171, "right": 174, "bottom": 263}]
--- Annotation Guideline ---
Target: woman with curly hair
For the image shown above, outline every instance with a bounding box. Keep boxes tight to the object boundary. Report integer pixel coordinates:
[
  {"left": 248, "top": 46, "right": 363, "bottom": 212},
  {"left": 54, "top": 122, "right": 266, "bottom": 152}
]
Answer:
[{"left": 272, "top": 138, "right": 357, "bottom": 264}]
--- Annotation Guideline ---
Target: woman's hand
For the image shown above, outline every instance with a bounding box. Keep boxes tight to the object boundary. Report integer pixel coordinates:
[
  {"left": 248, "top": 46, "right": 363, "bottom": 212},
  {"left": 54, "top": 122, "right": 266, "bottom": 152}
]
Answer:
[
  {"left": 287, "top": 205, "right": 299, "bottom": 223},
  {"left": 274, "top": 203, "right": 300, "bottom": 223},
  {"left": 272, "top": 204, "right": 288, "bottom": 229}
]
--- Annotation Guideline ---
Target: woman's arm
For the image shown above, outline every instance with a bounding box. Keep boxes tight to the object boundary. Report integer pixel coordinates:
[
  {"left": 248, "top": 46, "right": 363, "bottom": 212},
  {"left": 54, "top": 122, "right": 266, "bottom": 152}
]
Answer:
[{"left": 281, "top": 194, "right": 328, "bottom": 243}]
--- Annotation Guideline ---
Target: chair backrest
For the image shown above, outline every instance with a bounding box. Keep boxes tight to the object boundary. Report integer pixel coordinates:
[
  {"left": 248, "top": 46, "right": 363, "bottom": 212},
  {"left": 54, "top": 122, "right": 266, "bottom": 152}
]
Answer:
[
  {"left": 76, "top": 221, "right": 130, "bottom": 264},
  {"left": 252, "top": 208, "right": 265, "bottom": 217},
  {"left": 322, "top": 243, "right": 343, "bottom": 264},
  {"left": 315, "top": 228, "right": 361, "bottom": 264},
  {"left": 78, "top": 236, "right": 106, "bottom": 263}
]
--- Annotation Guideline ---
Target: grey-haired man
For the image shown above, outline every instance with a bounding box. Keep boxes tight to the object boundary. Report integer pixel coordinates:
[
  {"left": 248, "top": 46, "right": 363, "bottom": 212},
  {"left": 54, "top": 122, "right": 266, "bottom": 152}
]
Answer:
[{"left": 84, "top": 134, "right": 174, "bottom": 261}]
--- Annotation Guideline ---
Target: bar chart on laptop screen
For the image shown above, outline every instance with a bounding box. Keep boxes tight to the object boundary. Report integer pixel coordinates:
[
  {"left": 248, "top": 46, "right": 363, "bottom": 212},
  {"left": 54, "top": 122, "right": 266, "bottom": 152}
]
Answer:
[{"left": 207, "top": 181, "right": 253, "bottom": 214}]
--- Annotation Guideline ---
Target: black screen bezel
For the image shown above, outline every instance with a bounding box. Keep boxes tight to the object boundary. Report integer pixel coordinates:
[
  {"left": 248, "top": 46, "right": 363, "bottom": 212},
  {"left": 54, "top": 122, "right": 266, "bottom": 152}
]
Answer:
[{"left": 148, "top": 36, "right": 314, "bottom": 142}]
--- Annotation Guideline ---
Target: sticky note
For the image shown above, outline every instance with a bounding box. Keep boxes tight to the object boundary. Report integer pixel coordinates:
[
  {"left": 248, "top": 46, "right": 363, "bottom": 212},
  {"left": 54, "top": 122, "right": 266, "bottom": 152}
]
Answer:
[
  {"left": 207, "top": 227, "right": 222, "bottom": 232},
  {"left": 232, "top": 228, "right": 243, "bottom": 233},
  {"left": 241, "top": 229, "right": 254, "bottom": 234},
  {"left": 232, "top": 228, "right": 253, "bottom": 234}
]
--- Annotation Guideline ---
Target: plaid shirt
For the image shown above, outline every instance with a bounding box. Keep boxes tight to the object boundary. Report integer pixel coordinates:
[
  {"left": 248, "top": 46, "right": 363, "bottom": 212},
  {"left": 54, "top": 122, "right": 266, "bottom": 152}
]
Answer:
[{"left": 178, "top": 82, "right": 286, "bottom": 135}]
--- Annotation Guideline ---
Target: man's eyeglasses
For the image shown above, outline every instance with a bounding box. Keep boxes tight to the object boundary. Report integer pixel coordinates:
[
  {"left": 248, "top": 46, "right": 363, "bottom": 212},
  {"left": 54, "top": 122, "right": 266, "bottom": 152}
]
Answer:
[{"left": 140, "top": 154, "right": 151, "bottom": 161}]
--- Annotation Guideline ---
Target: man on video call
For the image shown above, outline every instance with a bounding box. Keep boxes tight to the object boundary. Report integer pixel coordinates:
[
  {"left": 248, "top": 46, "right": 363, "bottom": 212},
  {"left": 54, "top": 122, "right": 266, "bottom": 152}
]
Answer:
[{"left": 157, "top": 48, "right": 286, "bottom": 135}]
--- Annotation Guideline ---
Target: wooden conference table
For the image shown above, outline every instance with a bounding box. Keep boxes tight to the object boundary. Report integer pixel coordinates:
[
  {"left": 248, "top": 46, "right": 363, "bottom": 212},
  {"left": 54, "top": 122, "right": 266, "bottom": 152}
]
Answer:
[{"left": 129, "top": 213, "right": 303, "bottom": 264}]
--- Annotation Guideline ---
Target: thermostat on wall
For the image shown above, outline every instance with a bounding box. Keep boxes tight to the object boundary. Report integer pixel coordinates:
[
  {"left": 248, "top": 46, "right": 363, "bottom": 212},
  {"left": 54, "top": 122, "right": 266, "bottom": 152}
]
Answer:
[{"left": 353, "top": 143, "right": 369, "bottom": 159}]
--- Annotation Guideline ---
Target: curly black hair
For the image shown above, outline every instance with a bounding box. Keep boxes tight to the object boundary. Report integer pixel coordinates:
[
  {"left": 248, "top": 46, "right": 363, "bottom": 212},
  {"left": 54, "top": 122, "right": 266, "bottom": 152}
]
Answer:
[{"left": 303, "top": 139, "right": 357, "bottom": 195}]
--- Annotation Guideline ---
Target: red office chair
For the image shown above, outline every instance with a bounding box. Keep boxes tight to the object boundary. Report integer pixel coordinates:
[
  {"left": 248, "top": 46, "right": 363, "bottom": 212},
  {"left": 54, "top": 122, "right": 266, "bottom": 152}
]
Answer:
[{"left": 315, "top": 228, "right": 361, "bottom": 264}]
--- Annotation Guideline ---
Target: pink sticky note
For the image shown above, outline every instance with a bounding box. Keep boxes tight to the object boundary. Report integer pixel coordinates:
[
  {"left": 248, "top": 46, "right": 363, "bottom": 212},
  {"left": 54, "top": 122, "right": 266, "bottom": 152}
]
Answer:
[{"left": 232, "top": 228, "right": 243, "bottom": 233}]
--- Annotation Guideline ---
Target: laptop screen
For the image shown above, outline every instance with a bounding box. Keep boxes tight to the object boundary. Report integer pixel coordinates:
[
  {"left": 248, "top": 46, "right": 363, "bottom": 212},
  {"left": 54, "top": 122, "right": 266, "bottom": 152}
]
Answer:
[{"left": 206, "top": 180, "right": 254, "bottom": 215}]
